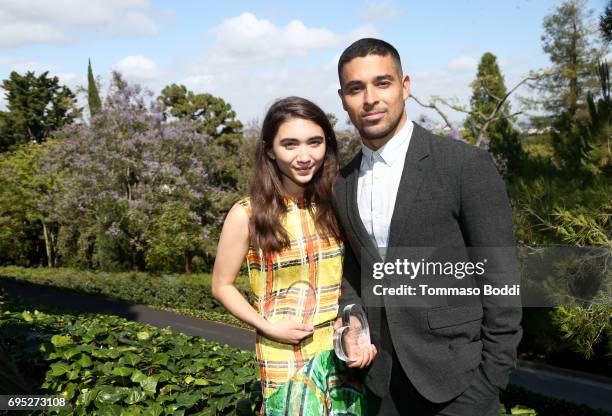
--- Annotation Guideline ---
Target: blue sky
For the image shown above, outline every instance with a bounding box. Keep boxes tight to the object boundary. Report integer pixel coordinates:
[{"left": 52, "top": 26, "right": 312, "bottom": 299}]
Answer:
[{"left": 0, "top": 0, "right": 608, "bottom": 127}]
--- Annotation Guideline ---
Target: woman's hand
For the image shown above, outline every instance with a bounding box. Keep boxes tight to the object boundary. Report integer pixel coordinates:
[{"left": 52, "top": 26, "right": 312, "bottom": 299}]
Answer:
[
  {"left": 262, "top": 319, "right": 314, "bottom": 344},
  {"left": 334, "top": 317, "right": 378, "bottom": 368}
]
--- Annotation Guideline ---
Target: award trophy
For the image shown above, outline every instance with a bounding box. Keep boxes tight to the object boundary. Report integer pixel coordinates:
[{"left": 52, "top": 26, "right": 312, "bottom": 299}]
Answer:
[{"left": 333, "top": 304, "right": 371, "bottom": 362}]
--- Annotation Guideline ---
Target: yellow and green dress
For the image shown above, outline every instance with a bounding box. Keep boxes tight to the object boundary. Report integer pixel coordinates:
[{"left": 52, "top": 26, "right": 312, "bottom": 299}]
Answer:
[{"left": 237, "top": 196, "right": 366, "bottom": 416}]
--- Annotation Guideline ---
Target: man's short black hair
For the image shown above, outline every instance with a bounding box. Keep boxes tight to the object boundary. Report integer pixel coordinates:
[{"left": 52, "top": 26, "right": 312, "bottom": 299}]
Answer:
[{"left": 337, "top": 38, "right": 402, "bottom": 85}]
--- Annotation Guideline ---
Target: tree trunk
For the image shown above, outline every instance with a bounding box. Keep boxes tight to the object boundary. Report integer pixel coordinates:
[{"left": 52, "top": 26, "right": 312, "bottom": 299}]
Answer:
[
  {"left": 42, "top": 222, "right": 54, "bottom": 268},
  {"left": 184, "top": 250, "right": 192, "bottom": 274}
]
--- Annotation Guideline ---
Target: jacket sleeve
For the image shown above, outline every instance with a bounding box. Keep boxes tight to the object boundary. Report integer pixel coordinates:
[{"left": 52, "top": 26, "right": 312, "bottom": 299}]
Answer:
[
  {"left": 459, "top": 149, "right": 523, "bottom": 390},
  {"left": 338, "top": 241, "right": 365, "bottom": 315}
]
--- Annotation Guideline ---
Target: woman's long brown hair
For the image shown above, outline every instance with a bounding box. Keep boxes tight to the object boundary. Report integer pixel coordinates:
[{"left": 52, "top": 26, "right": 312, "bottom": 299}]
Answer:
[{"left": 249, "top": 96, "right": 341, "bottom": 253}]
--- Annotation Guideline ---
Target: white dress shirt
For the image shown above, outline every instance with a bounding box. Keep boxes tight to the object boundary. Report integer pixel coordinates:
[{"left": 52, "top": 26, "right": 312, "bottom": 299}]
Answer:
[{"left": 357, "top": 120, "right": 414, "bottom": 255}]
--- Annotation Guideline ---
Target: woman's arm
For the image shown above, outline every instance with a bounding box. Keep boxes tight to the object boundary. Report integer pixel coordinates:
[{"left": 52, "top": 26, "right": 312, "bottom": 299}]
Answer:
[{"left": 211, "top": 203, "right": 314, "bottom": 344}]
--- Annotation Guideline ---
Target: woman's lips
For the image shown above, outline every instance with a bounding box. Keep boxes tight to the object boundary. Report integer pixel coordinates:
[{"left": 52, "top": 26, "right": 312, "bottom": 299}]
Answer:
[{"left": 294, "top": 166, "right": 313, "bottom": 175}]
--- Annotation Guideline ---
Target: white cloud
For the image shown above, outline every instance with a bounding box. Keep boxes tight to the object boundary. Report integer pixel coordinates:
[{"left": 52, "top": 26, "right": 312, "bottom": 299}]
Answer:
[
  {"left": 9, "top": 60, "right": 55, "bottom": 73},
  {"left": 358, "top": 1, "right": 403, "bottom": 22},
  {"left": 208, "top": 13, "right": 341, "bottom": 67},
  {"left": 0, "top": 21, "right": 67, "bottom": 48},
  {"left": 345, "top": 24, "right": 380, "bottom": 43},
  {"left": 0, "top": 0, "right": 161, "bottom": 48},
  {"left": 446, "top": 56, "right": 478, "bottom": 72},
  {"left": 113, "top": 55, "right": 162, "bottom": 81},
  {"left": 176, "top": 14, "right": 388, "bottom": 123}
]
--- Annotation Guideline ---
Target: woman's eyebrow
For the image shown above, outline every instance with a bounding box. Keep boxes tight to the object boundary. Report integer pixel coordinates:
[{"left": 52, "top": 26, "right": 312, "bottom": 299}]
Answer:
[{"left": 279, "top": 135, "right": 324, "bottom": 142}]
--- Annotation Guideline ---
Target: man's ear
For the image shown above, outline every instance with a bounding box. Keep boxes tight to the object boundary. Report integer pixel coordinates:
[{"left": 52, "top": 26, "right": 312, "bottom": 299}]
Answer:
[
  {"left": 338, "top": 88, "right": 347, "bottom": 111},
  {"left": 402, "top": 74, "right": 411, "bottom": 101}
]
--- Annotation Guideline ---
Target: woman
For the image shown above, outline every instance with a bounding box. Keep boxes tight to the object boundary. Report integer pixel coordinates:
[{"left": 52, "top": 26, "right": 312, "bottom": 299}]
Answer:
[{"left": 212, "top": 97, "right": 367, "bottom": 415}]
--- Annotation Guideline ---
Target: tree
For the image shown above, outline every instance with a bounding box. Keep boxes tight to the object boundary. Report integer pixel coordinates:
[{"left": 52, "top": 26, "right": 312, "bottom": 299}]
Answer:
[
  {"left": 0, "top": 71, "right": 80, "bottom": 151},
  {"left": 45, "top": 74, "right": 226, "bottom": 272},
  {"left": 0, "top": 142, "right": 57, "bottom": 267},
  {"left": 159, "top": 84, "right": 249, "bottom": 202},
  {"left": 601, "top": 0, "right": 612, "bottom": 43},
  {"left": 159, "top": 84, "right": 242, "bottom": 139},
  {"left": 87, "top": 59, "right": 102, "bottom": 118},
  {"left": 533, "top": 0, "right": 602, "bottom": 122},
  {"left": 464, "top": 52, "right": 523, "bottom": 171}
]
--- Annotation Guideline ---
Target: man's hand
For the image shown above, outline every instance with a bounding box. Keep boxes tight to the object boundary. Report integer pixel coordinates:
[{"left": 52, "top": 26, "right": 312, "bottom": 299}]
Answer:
[
  {"left": 334, "top": 317, "right": 377, "bottom": 368},
  {"left": 262, "top": 319, "right": 314, "bottom": 344}
]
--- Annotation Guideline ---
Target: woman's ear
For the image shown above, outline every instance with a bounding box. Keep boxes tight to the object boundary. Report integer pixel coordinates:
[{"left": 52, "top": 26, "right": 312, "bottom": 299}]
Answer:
[{"left": 267, "top": 151, "right": 276, "bottom": 160}]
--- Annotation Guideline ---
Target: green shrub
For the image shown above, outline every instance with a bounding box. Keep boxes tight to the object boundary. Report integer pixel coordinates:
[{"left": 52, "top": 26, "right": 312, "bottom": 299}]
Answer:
[
  {"left": 0, "top": 266, "right": 253, "bottom": 329},
  {"left": 1, "top": 292, "right": 258, "bottom": 415}
]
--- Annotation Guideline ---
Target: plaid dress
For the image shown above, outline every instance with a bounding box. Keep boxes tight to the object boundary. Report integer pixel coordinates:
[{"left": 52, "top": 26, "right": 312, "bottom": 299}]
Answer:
[{"left": 238, "top": 197, "right": 366, "bottom": 415}]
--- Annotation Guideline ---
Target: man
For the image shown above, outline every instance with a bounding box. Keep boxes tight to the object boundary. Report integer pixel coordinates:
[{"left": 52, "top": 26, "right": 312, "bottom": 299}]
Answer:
[{"left": 332, "top": 38, "right": 522, "bottom": 415}]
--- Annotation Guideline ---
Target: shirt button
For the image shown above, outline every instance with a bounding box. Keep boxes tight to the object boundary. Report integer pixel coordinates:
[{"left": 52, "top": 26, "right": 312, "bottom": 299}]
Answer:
[{"left": 375, "top": 213, "right": 382, "bottom": 219}]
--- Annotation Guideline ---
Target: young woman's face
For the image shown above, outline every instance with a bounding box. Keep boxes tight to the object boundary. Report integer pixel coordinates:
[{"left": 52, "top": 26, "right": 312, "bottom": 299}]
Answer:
[{"left": 269, "top": 117, "right": 327, "bottom": 196}]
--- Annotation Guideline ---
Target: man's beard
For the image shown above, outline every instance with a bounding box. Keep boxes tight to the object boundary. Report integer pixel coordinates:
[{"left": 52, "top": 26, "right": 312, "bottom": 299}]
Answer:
[{"left": 360, "top": 110, "right": 404, "bottom": 141}]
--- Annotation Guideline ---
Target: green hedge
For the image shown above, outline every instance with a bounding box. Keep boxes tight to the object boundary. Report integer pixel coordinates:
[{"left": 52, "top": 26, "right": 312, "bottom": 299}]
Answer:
[
  {"left": 0, "top": 266, "right": 252, "bottom": 329},
  {"left": 1, "top": 292, "right": 259, "bottom": 415},
  {"left": 500, "top": 385, "right": 609, "bottom": 416}
]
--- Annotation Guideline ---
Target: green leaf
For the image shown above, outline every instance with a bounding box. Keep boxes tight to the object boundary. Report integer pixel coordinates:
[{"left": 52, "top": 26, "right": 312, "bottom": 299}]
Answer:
[
  {"left": 95, "top": 404, "right": 123, "bottom": 415},
  {"left": 140, "top": 376, "right": 159, "bottom": 395},
  {"left": 77, "top": 354, "right": 93, "bottom": 368},
  {"left": 131, "top": 370, "right": 147, "bottom": 383},
  {"left": 141, "top": 402, "right": 164, "bottom": 416},
  {"left": 61, "top": 347, "right": 81, "bottom": 360},
  {"left": 21, "top": 310, "right": 33, "bottom": 322},
  {"left": 125, "top": 388, "right": 147, "bottom": 405},
  {"left": 137, "top": 331, "right": 151, "bottom": 340},
  {"left": 175, "top": 392, "right": 201, "bottom": 408},
  {"left": 118, "top": 352, "right": 141, "bottom": 366},
  {"left": 49, "top": 362, "right": 71, "bottom": 376},
  {"left": 51, "top": 334, "right": 73, "bottom": 347},
  {"left": 94, "top": 385, "right": 126, "bottom": 406},
  {"left": 152, "top": 353, "right": 169, "bottom": 366},
  {"left": 111, "top": 366, "right": 133, "bottom": 377},
  {"left": 193, "top": 378, "right": 209, "bottom": 386}
]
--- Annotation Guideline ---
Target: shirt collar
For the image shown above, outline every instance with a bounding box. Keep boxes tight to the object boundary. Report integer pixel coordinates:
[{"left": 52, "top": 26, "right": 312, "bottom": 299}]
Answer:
[{"left": 361, "top": 119, "right": 413, "bottom": 166}]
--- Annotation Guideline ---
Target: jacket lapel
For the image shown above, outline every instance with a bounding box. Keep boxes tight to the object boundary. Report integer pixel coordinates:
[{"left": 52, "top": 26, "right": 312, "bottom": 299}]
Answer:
[
  {"left": 344, "top": 152, "right": 383, "bottom": 263},
  {"left": 386, "top": 123, "right": 430, "bottom": 257}
]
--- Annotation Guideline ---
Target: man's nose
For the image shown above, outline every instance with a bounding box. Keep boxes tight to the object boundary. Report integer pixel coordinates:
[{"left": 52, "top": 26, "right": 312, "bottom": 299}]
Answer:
[{"left": 364, "top": 85, "right": 379, "bottom": 106}]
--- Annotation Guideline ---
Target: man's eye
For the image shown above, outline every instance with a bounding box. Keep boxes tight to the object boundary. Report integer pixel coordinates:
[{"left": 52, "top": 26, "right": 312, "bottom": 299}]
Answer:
[{"left": 378, "top": 81, "right": 390, "bottom": 88}]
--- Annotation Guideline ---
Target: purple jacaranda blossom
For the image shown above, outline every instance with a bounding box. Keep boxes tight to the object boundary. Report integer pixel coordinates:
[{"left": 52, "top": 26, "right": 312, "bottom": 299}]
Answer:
[{"left": 40, "top": 72, "right": 232, "bottom": 271}]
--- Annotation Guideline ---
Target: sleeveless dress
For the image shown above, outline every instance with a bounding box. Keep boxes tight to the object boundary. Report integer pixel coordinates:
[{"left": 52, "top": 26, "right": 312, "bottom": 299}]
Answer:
[{"left": 237, "top": 196, "right": 366, "bottom": 416}]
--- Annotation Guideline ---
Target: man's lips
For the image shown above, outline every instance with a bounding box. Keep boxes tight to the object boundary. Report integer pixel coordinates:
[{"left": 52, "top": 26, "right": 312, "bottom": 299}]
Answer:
[{"left": 362, "top": 111, "right": 385, "bottom": 122}]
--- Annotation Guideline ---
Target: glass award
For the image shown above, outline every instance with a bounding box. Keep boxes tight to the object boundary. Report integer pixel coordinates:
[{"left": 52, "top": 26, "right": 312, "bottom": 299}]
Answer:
[{"left": 333, "top": 304, "right": 371, "bottom": 362}]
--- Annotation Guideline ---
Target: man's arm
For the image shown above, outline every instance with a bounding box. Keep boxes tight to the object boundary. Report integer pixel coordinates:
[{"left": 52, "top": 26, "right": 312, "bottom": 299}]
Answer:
[
  {"left": 339, "top": 240, "right": 364, "bottom": 312},
  {"left": 459, "top": 149, "right": 523, "bottom": 390}
]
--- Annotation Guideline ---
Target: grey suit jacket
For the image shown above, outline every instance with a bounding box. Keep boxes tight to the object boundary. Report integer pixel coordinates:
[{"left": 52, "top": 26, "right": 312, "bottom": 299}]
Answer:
[{"left": 333, "top": 123, "right": 522, "bottom": 403}]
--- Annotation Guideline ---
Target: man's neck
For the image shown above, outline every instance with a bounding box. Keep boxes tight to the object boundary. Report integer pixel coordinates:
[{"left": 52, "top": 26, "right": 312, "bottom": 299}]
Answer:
[{"left": 362, "top": 111, "right": 408, "bottom": 151}]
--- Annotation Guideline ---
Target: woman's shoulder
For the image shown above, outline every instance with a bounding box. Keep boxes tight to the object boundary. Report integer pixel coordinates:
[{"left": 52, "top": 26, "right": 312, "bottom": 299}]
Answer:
[{"left": 234, "top": 196, "right": 252, "bottom": 217}]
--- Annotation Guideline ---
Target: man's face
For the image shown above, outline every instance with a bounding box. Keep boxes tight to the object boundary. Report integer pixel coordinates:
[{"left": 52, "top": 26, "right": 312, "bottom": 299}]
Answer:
[{"left": 338, "top": 54, "right": 410, "bottom": 148}]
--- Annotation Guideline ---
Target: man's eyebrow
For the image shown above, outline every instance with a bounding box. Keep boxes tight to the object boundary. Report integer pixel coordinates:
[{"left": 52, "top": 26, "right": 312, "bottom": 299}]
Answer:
[
  {"left": 343, "top": 74, "right": 395, "bottom": 89},
  {"left": 343, "top": 80, "right": 364, "bottom": 89}
]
